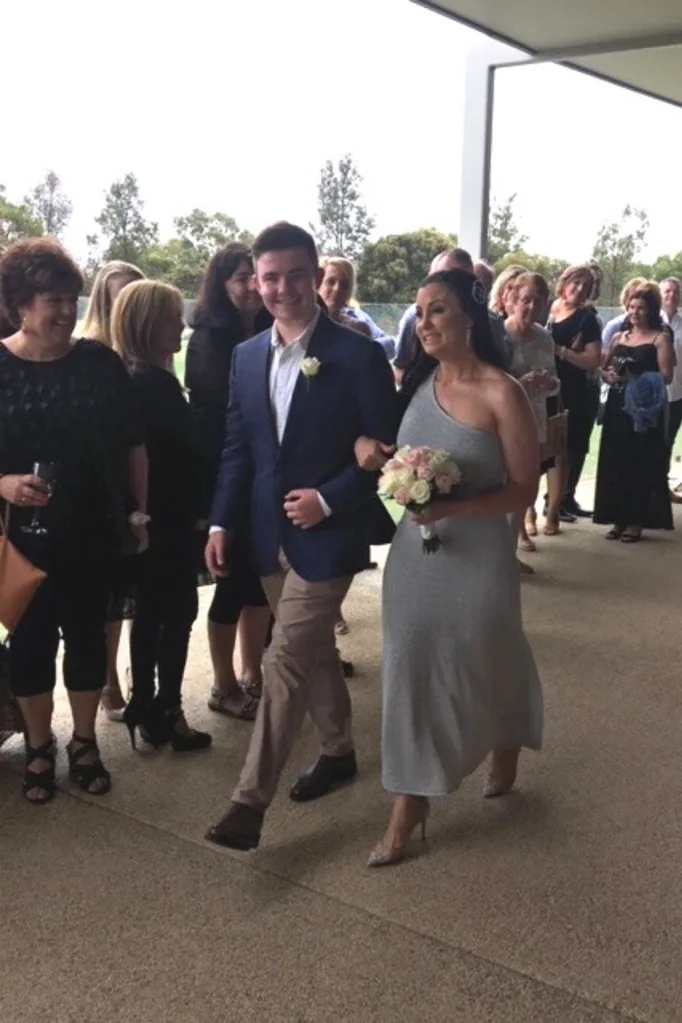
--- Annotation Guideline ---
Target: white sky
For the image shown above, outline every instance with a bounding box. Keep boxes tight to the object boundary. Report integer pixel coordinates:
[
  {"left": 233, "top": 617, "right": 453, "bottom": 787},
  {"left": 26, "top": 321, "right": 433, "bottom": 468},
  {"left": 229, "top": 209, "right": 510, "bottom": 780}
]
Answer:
[{"left": 3, "top": 0, "right": 682, "bottom": 264}]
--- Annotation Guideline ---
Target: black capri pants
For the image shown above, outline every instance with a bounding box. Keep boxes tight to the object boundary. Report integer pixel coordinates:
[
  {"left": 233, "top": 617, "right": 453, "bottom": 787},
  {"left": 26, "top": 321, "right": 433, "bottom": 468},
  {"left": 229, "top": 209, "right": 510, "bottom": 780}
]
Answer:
[
  {"left": 208, "top": 554, "right": 268, "bottom": 626},
  {"left": 10, "top": 555, "right": 111, "bottom": 698}
]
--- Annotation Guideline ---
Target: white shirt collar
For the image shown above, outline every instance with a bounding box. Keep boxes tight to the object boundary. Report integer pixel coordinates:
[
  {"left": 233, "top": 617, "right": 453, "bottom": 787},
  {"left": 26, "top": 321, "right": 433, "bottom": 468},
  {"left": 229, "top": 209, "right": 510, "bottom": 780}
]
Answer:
[{"left": 270, "top": 308, "right": 321, "bottom": 351}]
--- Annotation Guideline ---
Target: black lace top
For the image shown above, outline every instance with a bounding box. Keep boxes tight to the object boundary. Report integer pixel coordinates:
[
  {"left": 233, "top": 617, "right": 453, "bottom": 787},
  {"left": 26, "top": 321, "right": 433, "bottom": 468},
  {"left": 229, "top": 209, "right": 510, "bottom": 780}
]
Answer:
[{"left": 0, "top": 339, "right": 143, "bottom": 565}]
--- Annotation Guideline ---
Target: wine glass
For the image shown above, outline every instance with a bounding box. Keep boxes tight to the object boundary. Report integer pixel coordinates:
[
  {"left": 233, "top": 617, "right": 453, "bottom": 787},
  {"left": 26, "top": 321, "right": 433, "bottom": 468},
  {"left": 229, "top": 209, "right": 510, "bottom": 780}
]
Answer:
[{"left": 21, "top": 461, "right": 59, "bottom": 536}]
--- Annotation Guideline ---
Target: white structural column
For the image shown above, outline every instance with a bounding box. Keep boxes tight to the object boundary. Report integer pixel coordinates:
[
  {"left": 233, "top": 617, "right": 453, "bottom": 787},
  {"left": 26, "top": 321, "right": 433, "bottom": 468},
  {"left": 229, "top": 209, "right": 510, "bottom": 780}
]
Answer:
[{"left": 458, "top": 40, "right": 527, "bottom": 259}]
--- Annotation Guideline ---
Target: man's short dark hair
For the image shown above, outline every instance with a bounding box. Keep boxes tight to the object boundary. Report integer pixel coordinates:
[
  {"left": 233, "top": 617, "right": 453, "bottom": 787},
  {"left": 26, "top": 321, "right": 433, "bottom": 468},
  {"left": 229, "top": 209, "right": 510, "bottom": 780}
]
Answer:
[
  {"left": 448, "top": 247, "right": 474, "bottom": 272},
  {"left": 252, "top": 222, "right": 318, "bottom": 268}
]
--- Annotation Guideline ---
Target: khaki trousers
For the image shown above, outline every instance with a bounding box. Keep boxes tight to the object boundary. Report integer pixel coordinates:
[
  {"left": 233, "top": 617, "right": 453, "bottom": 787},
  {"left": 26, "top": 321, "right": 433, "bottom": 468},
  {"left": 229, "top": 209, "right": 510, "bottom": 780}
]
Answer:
[{"left": 232, "top": 551, "right": 353, "bottom": 809}]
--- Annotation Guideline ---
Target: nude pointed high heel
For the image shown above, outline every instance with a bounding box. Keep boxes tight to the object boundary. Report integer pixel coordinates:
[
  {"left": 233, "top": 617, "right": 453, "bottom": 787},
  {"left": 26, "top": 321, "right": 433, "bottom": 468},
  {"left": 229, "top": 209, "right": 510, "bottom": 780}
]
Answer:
[
  {"left": 367, "top": 801, "right": 430, "bottom": 868},
  {"left": 483, "top": 750, "right": 519, "bottom": 798}
]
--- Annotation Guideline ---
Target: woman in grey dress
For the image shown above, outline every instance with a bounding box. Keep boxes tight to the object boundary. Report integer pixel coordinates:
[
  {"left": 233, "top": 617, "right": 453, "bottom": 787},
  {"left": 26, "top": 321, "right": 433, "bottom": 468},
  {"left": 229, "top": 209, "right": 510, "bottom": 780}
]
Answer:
[{"left": 358, "top": 270, "right": 543, "bottom": 867}]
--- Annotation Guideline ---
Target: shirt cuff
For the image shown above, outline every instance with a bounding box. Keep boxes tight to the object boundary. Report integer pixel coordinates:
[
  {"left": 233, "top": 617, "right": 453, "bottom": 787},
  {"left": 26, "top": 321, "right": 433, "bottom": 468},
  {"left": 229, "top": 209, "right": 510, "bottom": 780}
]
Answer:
[
  {"left": 209, "top": 525, "right": 226, "bottom": 534},
  {"left": 316, "top": 491, "right": 332, "bottom": 517}
]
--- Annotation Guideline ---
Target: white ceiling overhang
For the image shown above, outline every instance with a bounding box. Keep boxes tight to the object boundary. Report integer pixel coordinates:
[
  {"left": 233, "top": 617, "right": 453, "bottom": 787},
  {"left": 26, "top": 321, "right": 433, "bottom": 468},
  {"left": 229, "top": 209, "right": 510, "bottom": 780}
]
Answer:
[{"left": 414, "top": 0, "right": 682, "bottom": 107}]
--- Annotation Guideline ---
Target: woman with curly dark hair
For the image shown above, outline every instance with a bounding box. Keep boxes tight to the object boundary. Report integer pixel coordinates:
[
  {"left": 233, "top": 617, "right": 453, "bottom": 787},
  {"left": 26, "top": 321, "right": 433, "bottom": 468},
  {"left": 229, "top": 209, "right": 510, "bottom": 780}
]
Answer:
[
  {"left": 0, "top": 238, "right": 147, "bottom": 803},
  {"left": 594, "top": 284, "right": 674, "bottom": 542},
  {"left": 185, "top": 244, "right": 272, "bottom": 721}
]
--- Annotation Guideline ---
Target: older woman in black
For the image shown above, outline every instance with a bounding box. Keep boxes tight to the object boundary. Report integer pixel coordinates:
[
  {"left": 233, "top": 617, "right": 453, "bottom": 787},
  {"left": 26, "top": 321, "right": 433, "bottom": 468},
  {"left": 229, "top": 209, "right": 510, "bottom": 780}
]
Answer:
[
  {"left": 0, "top": 239, "right": 148, "bottom": 803},
  {"left": 186, "top": 244, "right": 272, "bottom": 721},
  {"left": 113, "top": 281, "right": 211, "bottom": 751}
]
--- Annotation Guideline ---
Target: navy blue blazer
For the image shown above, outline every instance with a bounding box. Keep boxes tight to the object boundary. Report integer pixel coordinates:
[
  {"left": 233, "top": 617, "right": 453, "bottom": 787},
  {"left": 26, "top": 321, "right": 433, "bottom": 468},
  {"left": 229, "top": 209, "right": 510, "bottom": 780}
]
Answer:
[{"left": 209, "top": 313, "right": 399, "bottom": 582}]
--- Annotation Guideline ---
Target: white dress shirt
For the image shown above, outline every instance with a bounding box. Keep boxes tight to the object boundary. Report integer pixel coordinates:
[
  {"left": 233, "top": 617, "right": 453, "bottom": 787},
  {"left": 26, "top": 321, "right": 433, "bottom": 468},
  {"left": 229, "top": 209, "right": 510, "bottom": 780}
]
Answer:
[
  {"left": 210, "top": 308, "right": 330, "bottom": 532},
  {"left": 269, "top": 309, "right": 320, "bottom": 440},
  {"left": 663, "top": 309, "right": 682, "bottom": 402}
]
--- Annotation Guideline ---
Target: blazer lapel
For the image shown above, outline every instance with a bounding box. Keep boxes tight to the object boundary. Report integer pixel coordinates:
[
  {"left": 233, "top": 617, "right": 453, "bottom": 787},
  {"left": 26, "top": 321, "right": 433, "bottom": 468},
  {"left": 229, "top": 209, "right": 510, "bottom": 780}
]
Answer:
[
  {"left": 248, "top": 332, "right": 278, "bottom": 446},
  {"left": 280, "top": 317, "right": 328, "bottom": 453}
]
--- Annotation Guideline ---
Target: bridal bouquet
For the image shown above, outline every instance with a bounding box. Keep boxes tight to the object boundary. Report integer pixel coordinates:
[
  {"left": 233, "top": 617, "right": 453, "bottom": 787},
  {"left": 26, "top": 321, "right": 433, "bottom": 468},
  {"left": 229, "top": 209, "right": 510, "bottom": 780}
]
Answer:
[{"left": 379, "top": 445, "right": 462, "bottom": 553}]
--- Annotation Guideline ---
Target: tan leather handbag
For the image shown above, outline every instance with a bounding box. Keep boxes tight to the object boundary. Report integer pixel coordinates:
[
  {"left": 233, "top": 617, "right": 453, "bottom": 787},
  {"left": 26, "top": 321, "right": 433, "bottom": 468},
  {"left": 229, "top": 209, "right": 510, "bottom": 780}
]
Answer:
[{"left": 0, "top": 506, "right": 47, "bottom": 633}]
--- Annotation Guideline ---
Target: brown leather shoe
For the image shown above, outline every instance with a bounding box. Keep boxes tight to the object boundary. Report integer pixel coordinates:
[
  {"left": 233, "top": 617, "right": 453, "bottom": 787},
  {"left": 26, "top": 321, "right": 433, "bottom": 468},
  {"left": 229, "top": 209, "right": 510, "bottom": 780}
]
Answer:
[{"left": 205, "top": 802, "right": 264, "bottom": 851}]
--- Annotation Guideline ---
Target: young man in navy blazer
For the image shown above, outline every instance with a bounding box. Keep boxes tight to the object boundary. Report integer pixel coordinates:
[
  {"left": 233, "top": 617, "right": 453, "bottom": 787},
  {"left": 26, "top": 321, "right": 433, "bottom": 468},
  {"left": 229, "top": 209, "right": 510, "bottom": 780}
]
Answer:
[{"left": 205, "top": 222, "right": 398, "bottom": 850}]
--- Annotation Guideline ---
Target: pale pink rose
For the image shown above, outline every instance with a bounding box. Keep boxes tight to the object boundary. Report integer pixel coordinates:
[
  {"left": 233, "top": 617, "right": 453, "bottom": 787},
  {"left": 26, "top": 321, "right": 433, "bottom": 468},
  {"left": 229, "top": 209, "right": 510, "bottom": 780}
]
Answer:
[
  {"left": 393, "top": 487, "right": 412, "bottom": 506},
  {"left": 384, "top": 459, "right": 401, "bottom": 473},
  {"left": 404, "top": 452, "right": 420, "bottom": 468},
  {"left": 435, "top": 474, "right": 452, "bottom": 493},
  {"left": 417, "top": 465, "right": 435, "bottom": 481}
]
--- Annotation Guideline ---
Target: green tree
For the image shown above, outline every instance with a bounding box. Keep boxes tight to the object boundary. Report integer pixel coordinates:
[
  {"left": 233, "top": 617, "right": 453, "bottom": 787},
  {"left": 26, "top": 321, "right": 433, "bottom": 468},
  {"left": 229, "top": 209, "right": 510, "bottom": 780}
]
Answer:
[
  {"left": 591, "top": 205, "right": 649, "bottom": 306},
  {"left": 82, "top": 233, "right": 103, "bottom": 294},
  {"left": 488, "top": 194, "right": 528, "bottom": 263},
  {"left": 311, "top": 154, "right": 375, "bottom": 262},
  {"left": 95, "top": 173, "right": 158, "bottom": 265},
  {"left": 142, "top": 238, "right": 207, "bottom": 297},
  {"left": 357, "top": 228, "right": 456, "bottom": 303},
  {"left": 24, "top": 170, "right": 72, "bottom": 238},
  {"left": 648, "top": 252, "right": 682, "bottom": 282},
  {"left": 147, "top": 209, "right": 254, "bottom": 295},
  {"left": 494, "top": 249, "right": 569, "bottom": 289},
  {"left": 173, "top": 209, "right": 253, "bottom": 256},
  {"left": 0, "top": 185, "right": 43, "bottom": 249}
]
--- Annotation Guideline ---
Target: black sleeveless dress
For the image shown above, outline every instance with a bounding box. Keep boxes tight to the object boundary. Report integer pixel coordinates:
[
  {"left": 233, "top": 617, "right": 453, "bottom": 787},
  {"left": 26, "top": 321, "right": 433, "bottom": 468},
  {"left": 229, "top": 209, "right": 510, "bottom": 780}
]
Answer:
[{"left": 593, "top": 342, "right": 673, "bottom": 530}]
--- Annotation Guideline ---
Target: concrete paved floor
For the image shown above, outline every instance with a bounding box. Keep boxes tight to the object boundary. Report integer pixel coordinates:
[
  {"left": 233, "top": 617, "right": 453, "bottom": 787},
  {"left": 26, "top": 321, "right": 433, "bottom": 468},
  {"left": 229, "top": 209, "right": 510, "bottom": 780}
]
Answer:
[{"left": 2, "top": 491, "right": 682, "bottom": 1023}]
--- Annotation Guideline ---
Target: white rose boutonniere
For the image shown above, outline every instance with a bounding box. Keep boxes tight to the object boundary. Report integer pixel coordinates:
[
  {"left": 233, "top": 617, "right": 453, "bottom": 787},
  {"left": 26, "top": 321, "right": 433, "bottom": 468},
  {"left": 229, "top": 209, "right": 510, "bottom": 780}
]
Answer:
[{"left": 301, "top": 356, "right": 321, "bottom": 389}]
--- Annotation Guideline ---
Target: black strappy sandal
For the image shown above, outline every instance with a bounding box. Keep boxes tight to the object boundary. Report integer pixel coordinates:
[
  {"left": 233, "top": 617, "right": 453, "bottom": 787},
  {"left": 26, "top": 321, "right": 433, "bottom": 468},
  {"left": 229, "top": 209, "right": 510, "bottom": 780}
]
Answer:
[
  {"left": 66, "top": 734, "right": 111, "bottom": 795},
  {"left": 23, "top": 740, "right": 57, "bottom": 804}
]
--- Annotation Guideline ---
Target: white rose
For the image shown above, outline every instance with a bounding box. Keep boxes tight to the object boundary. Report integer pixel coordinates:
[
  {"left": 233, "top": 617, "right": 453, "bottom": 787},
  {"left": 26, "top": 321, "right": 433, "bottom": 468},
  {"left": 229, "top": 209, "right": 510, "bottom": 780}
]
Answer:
[
  {"left": 379, "top": 471, "right": 402, "bottom": 497},
  {"left": 409, "top": 479, "right": 431, "bottom": 505},
  {"left": 301, "top": 357, "right": 321, "bottom": 378}
]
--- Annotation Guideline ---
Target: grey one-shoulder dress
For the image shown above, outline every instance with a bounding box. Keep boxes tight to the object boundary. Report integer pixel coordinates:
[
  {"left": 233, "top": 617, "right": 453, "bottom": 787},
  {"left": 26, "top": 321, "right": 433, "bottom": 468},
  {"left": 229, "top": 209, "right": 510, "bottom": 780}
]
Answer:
[{"left": 381, "top": 375, "right": 543, "bottom": 796}]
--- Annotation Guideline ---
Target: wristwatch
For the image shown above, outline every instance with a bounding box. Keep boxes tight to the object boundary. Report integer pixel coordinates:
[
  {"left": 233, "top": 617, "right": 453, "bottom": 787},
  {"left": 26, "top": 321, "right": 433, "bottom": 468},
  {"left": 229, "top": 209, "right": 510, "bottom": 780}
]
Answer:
[{"left": 128, "top": 511, "right": 150, "bottom": 526}]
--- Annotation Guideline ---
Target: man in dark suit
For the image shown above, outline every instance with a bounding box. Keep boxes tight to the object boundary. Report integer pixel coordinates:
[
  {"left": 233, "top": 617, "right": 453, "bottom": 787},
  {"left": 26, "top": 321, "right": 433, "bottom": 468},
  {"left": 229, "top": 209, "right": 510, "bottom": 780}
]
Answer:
[{"left": 204, "top": 222, "right": 399, "bottom": 850}]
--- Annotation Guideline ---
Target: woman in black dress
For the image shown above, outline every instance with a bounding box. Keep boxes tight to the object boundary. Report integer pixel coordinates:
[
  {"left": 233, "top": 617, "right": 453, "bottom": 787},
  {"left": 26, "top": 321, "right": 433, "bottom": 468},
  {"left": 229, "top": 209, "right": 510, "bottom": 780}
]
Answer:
[
  {"left": 0, "top": 239, "right": 148, "bottom": 803},
  {"left": 81, "top": 259, "right": 146, "bottom": 720},
  {"left": 594, "top": 285, "right": 674, "bottom": 542},
  {"left": 112, "top": 280, "right": 211, "bottom": 750},
  {"left": 546, "top": 266, "right": 602, "bottom": 530},
  {"left": 185, "top": 245, "right": 272, "bottom": 722}
]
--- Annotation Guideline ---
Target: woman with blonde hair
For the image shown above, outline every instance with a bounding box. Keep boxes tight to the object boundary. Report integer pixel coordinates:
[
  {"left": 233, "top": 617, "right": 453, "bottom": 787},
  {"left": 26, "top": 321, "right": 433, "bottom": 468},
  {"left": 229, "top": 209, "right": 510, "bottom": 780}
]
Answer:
[
  {"left": 505, "top": 272, "right": 560, "bottom": 563},
  {"left": 82, "top": 260, "right": 145, "bottom": 347},
  {"left": 319, "top": 256, "right": 394, "bottom": 354},
  {"left": 489, "top": 265, "right": 527, "bottom": 318},
  {"left": 111, "top": 280, "right": 211, "bottom": 752},
  {"left": 82, "top": 260, "right": 145, "bottom": 719},
  {"left": 545, "top": 265, "right": 602, "bottom": 529}
]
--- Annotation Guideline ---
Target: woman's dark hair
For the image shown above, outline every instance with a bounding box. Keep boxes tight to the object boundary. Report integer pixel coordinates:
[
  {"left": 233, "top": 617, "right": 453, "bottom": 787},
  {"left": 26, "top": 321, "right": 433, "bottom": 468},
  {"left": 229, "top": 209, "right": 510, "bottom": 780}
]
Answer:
[
  {"left": 625, "top": 286, "right": 664, "bottom": 331},
  {"left": 190, "top": 243, "right": 254, "bottom": 329},
  {"left": 401, "top": 269, "right": 507, "bottom": 409},
  {"left": 0, "top": 237, "right": 83, "bottom": 326}
]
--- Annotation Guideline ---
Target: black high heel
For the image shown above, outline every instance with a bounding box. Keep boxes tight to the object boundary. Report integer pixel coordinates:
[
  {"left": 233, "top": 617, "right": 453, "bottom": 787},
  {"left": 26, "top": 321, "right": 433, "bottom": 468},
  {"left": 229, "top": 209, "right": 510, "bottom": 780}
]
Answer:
[
  {"left": 23, "top": 739, "right": 57, "bottom": 804},
  {"left": 164, "top": 708, "right": 212, "bottom": 753},
  {"left": 122, "top": 701, "right": 169, "bottom": 751}
]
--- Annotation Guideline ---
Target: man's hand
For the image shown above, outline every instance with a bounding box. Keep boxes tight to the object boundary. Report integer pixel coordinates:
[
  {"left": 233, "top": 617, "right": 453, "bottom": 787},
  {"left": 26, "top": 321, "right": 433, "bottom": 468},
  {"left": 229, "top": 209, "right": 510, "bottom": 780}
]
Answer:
[
  {"left": 205, "top": 531, "right": 229, "bottom": 577},
  {"left": 284, "top": 489, "right": 327, "bottom": 529},
  {"left": 354, "top": 436, "right": 396, "bottom": 471}
]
